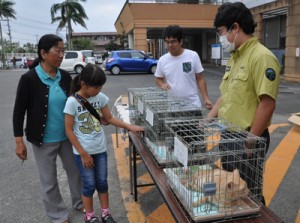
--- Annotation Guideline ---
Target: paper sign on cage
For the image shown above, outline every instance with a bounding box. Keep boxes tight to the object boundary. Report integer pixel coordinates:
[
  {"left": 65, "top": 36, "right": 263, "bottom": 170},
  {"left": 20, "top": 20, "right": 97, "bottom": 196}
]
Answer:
[
  {"left": 145, "top": 107, "right": 154, "bottom": 126},
  {"left": 174, "top": 136, "right": 189, "bottom": 169},
  {"left": 138, "top": 99, "right": 144, "bottom": 114}
]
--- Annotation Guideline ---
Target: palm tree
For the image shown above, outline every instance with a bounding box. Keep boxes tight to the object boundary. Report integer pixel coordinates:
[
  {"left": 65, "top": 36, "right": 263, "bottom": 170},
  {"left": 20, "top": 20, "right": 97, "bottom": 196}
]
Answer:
[
  {"left": 0, "top": 0, "right": 16, "bottom": 68},
  {"left": 51, "top": 0, "right": 88, "bottom": 50}
]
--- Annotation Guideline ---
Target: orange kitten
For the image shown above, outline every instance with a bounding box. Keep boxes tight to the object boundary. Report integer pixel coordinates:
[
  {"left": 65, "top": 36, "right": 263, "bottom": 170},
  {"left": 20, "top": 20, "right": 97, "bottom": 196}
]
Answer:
[{"left": 182, "top": 168, "right": 250, "bottom": 210}]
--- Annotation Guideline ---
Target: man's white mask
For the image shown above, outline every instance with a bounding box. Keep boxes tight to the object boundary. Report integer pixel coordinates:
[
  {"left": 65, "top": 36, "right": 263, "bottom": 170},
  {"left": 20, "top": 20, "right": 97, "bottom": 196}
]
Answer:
[{"left": 219, "top": 26, "right": 238, "bottom": 52}]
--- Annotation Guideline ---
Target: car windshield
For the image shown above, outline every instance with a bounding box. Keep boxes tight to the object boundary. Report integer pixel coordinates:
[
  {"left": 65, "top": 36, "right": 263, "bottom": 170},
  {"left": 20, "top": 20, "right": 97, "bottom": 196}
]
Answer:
[
  {"left": 82, "top": 51, "right": 94, "bottom": 57},
  {"left": 132, "top": 51, "right": 146, "bottom": 59},
  {"left": 108, "top": 52, "right": 113, "bottom": 58}
]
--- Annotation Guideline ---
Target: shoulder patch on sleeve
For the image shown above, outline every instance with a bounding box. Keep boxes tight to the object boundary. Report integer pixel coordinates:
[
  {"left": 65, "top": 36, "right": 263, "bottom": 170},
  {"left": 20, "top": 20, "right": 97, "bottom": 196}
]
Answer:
[{"left": 265, "top": 68, "right": 276, "bottom": 81}]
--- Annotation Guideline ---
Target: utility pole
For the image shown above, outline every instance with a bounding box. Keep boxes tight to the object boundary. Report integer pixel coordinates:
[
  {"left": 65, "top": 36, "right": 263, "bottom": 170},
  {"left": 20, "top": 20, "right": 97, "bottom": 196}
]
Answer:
[
  {"left": 35, "top": 35, "right": 39, "bottom": 51},
  {"left": 7, "top": 19, "right": 13, "bottom": 60},
  {"left": 0, "top": 18, "right": 12, "bottom": 69},
  {"left": 35, "top": 35, "right": 39, "bottom": 44},
  {"left": 0, "top": 19, "right": 6, "bottom": 69}
]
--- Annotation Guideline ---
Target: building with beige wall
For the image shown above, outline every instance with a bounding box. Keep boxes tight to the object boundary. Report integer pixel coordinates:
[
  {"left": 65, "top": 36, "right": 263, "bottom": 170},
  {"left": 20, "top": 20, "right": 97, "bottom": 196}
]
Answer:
[
  {"left": 72, "top": 32, "right": 119, "bottom": 53},
  {"left": 251, "top": 0, "right": 299, "bottom": 82},
  {"left": 114, "top": 0, "right": 300, "bottom": 82},
  {"left": 114, "top": 0, "right": 223, "bottom": 61}
]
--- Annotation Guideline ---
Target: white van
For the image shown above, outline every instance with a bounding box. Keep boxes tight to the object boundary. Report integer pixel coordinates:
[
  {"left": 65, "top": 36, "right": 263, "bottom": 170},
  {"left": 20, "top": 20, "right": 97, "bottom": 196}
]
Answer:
[{"left": 81, "top": 50, "right": 95, "bottom": 64}]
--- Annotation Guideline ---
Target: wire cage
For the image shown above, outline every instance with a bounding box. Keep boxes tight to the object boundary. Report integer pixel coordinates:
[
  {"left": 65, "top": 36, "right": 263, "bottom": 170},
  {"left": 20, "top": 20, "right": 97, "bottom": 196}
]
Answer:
[
  {"left": 143, "top": 125, "right": 175, "bottom": 166},
  {"left": 142, "top": 99, "right": 207, "bottom": 167},
  {"left": 127, "top": 87, "right": 164, "bottom": 124},
  {"left": 143, "top": 98, "right": 206, "bottom": 134},
  {"left": 163, "top": 118, "right": 267, "bottom": 222},
  {"left": 136, "top": 91, "right": 170, "bottom": 117},
  {"left": 127, "top": 87, "right": 164, "bottom": 109}
]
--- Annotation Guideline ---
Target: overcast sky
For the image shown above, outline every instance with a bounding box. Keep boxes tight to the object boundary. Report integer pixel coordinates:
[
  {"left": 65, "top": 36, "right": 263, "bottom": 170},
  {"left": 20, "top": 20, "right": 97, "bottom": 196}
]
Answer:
[{"left": 3, "top": 0, "right": 126, "bottom": 46}]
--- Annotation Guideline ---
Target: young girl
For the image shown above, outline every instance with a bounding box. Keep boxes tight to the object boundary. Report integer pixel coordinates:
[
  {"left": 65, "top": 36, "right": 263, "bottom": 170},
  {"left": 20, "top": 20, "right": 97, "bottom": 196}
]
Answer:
[{"left": 64, "top": 64, "right": 144, "bottom": 223}]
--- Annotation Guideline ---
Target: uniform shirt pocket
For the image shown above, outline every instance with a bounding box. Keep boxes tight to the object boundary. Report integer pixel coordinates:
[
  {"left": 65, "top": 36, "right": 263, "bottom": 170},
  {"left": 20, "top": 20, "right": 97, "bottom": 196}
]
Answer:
[{"left": 231, "top": 72, "right": 249, "bottom": 105}]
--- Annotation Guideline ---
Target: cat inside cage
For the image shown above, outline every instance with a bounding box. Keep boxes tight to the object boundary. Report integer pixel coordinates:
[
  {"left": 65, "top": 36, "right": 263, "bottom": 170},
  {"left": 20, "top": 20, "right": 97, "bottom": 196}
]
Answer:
[{"left": 164, "top": 118, "right": 266, "bottom": 222}]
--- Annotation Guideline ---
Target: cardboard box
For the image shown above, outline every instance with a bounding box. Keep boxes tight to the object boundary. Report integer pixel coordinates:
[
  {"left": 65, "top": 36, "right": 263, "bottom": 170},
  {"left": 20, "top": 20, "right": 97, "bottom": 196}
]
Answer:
[{"left": 288, "top": 112, "right": 300, "bottom": 131}]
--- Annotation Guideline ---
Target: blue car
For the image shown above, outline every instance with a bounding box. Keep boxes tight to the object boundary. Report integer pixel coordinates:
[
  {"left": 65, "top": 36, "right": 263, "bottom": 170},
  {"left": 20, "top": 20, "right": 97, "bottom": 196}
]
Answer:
[{"left": 104, "top": 50, "right": 158, "bottom": 75}]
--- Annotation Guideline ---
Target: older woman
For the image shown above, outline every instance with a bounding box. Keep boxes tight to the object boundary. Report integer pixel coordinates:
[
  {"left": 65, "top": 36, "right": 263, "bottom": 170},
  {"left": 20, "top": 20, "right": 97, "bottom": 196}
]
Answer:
[{"left": 13, "top": 34, "right": 83, "bottom": 223}]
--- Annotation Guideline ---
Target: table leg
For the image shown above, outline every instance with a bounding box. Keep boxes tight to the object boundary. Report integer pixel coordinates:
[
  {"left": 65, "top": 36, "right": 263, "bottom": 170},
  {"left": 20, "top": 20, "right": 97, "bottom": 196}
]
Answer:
[
  {"left": 129, "top": 136, "right": 133, "bottom": 195},
  {"left": 116, "top": 126, "right": 119, "bottom": 147},
  {"left": 133, "top": 142, "right": 138, "bottom": 201}
]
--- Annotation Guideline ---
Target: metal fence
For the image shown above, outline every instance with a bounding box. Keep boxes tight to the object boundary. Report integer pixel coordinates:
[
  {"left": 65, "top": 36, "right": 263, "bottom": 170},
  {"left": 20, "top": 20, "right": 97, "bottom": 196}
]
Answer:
[{"left": 6, "top": 53, "right": 36, "bottom": 60}]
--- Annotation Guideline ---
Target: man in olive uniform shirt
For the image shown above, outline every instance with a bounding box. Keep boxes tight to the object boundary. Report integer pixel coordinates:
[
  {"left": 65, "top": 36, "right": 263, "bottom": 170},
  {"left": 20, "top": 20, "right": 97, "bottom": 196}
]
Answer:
[{"left": 208, "top": 2, "right": 280, "bottom": 205}]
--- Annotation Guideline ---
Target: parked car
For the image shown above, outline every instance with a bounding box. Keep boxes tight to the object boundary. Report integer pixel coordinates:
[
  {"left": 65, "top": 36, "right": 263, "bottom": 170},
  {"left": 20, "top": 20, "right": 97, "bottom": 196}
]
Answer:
[
  {"left": 7, "top": 58, "right": 22, "bottom": 68},
  {"left": 104, "top": 50, "right": 158, "bottom": 75},
  {"left": 60, "top": 51, "right": 87, "bottom": 74},
  {"left": 6, "top": 57, "right": 35, "bottom": 69},
  {"left": 81, "top": 50, "right": 95, "bottom": 64}
]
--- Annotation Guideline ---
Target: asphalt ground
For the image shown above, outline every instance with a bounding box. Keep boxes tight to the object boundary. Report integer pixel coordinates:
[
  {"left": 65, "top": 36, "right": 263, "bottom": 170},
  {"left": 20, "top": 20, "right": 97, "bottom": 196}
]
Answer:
[{"left": 0, "top": 66, "right": 299, "bottom": 223}]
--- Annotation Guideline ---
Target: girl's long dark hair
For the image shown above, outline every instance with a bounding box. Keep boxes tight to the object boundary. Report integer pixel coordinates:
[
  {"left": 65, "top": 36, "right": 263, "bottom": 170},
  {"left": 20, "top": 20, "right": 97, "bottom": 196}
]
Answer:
[{"left": 70, "top": 64, "right": 107, "bottom": 94}]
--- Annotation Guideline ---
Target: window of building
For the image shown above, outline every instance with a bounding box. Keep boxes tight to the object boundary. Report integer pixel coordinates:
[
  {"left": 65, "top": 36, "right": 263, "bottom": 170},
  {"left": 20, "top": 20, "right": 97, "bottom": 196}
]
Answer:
[
  {"left": 279, "top": 15, "right": 286, "bottom": 49},
  {"left": 263, "top": 14, "right": 286, "bottom": 50}
]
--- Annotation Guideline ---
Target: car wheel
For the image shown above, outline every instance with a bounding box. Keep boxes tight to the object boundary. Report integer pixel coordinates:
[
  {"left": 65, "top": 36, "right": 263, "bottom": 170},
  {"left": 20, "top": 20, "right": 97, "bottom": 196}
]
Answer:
[
  {"left": 75, "top": 65, "right": 84, "bottom": 74},
  {"left": 111, "top": 65, "right": 120, "bottom": 75},
  {"left": 150, "top": 65, "right": 157, "bottom": 74}
]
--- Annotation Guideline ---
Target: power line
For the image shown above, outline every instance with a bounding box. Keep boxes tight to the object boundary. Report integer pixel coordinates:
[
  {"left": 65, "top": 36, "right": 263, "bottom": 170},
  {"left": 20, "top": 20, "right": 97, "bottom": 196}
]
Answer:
[
  {"left": 16, "top": 15, "right": 56, "bottom": 26},
  {"left": 10, "top": 20, "right": 58, "bottom": 32},
  {"left": 1, "top": 18, "right": 66, "bottom": 45}
]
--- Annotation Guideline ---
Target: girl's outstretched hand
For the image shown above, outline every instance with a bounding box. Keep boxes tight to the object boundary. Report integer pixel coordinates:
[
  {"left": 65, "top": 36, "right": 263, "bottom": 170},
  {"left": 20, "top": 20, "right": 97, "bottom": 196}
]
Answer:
[{"left": 128, "top": 125, "right": 144, "bottom": 133}]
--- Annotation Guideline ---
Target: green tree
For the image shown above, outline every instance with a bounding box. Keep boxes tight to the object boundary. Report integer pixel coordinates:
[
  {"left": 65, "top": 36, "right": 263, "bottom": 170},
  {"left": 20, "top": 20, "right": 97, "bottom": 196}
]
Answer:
[
  {"left": 72, "top": 38, "right": 94, "bottom": 50},
  {"left": 104, "top": 33, "right": 128, "bottom": 51},
  {"left": 118, "top": 31, "right": 128, "bottom": 49},
  {"left": 22, "top": 42, "right": 36, "bottom": 53},
  {"left": 0, "top": 0, "right": 16, "bottom": 68},
  {"left": 104, "top": 40, "right": 121, "bottom": 51},
  {"left": 51, "top": 0, "right": 88, "bottom": 50},
  {"left": 2, "top": 38, "right": 20, "bottom": 53}
]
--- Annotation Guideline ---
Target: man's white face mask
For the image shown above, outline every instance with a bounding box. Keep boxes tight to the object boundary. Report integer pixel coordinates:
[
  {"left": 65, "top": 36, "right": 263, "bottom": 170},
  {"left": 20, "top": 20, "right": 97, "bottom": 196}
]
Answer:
[{"left": 219, "top": 26, "right": 238, "bottom": 52}]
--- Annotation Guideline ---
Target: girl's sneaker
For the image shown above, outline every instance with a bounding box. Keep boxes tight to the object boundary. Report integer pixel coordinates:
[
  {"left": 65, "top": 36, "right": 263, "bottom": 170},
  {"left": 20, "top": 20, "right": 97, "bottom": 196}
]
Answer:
[
  {"left": 101, "top": 214, "right": 116, "bottom": 223},
  {"left": 85, "top": 216, "right": 101, "bottom": 223}
]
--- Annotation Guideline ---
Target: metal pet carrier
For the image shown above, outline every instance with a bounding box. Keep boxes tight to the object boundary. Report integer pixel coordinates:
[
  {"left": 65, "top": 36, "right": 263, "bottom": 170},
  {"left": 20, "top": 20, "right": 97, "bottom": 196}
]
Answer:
[
  {"left": 163, "top": 118, "right": 267, "bottom": 222},
  {"left": 127, "top": 87, "right": 164, "bottom": 124},
  {"left": 142, "top": 99, "right": 207, "bottom": 166}
]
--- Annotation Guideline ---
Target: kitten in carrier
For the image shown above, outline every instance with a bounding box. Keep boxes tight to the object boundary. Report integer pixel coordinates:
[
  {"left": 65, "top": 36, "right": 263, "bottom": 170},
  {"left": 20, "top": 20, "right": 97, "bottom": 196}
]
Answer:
[{"left": 181, "top": 168, "right": 250, "bottom": 210}]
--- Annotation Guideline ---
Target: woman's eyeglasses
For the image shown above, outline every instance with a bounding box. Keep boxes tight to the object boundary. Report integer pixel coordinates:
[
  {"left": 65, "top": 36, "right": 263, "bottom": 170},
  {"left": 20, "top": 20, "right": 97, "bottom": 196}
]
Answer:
[{"left": 49, "top": 49, "right": 65, "bottom": 56}]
